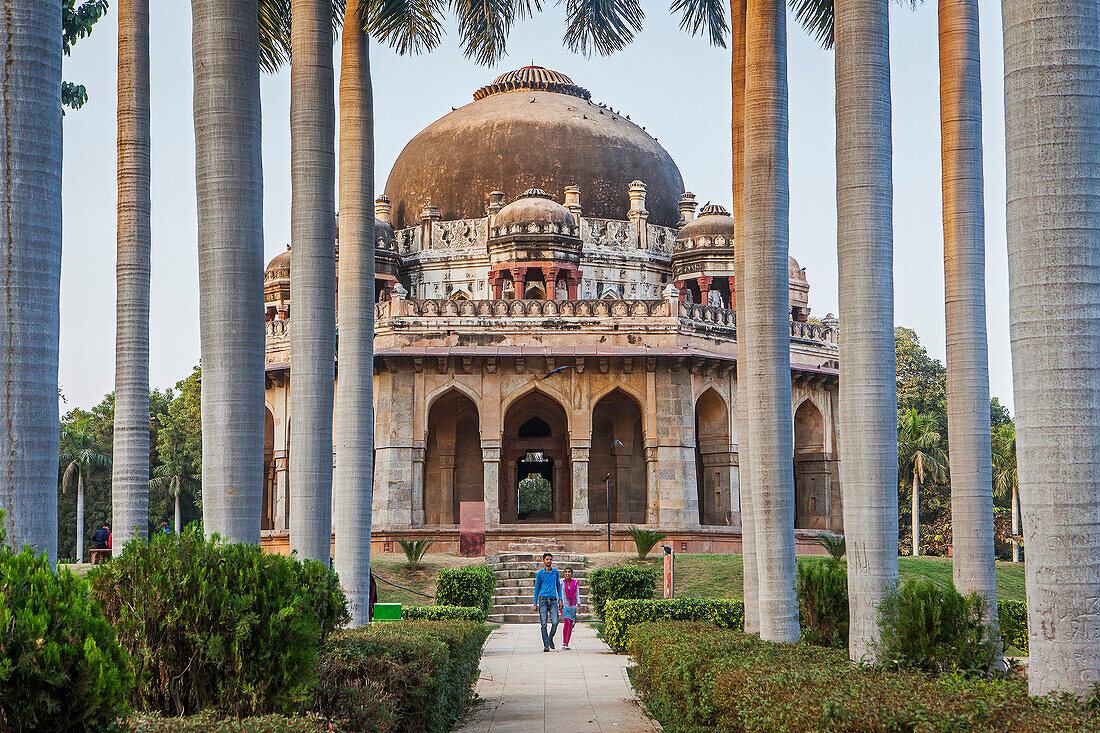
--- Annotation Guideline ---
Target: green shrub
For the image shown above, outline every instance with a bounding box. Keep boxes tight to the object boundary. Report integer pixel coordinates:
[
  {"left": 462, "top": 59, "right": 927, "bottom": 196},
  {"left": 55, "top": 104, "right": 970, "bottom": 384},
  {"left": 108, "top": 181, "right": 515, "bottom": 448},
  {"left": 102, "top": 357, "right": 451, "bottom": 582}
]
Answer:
[
  {"left": 797, "top": 560, "right": 848, "bottom": 648},
  {"left": 396, "top": 538, "right": 434, "bottom": 569},
  {"left": 811, "top": 532, "right": 846, "bottom": 561},
  {"left": 627, "top": 527, "right": 668, "bottom": 560},
  {"left": 435, "top": 564, "right": 495, "bottom": 615},
  {"left": 629, "top": 622, "right": 1100, "bottom": 732},
  {"left": 589, "top": 565, "right": 657, "bottom": 620},
  {"left": 87, "top": 529, "right": 349, "bottom": 717},
  {"left": 876, "top": 578, "right": 995, "bottom": 674},
  {"left": 602, "top": 597, "right": 743, "bottom": 652},
  {"left": 999, "top": 599, "right": 1028, "bottom": 655},
  {"left": 128, "top": 711, "right": 335, "bottom": 732},
  {"left": 314, "top": 620, "right": 490, "bottom": 733},
  {"left": 0, "top": 545, "right": 133, "bottom": 732},
  {"left": 402, "top": 605, "right": 485, "bottom": 622}
]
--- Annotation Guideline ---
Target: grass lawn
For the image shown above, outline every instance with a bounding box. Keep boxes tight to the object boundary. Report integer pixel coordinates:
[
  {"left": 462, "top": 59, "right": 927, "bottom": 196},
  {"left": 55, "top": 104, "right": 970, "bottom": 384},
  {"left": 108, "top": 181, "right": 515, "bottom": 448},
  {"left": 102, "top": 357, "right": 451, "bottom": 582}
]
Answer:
[
  {"left": 587, "top": 552, "right": 1026, "bottom": 602},
  {"left": 369, "top": 552, "right": 479, "bottom": 607}
]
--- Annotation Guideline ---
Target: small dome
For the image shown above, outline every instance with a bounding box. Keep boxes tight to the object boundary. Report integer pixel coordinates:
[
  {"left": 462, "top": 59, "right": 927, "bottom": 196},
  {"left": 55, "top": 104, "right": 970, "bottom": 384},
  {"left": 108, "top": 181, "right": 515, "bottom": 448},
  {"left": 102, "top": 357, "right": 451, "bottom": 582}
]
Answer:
[
  {"left": 789, "top": 255, "right": 807, "bottom": 284},
  {"left": 493, "top": 189, "right": 577, "bottom": 231},
  {"left": 676, "top": 203, "right": 735, "bottom": 245},
  {"left": 375, "top": 218, "right": 396, "bottom": 249},
  {"left": 474, "top": 66, "right": 591, "bottom": 101},
  {"left": 265, "top": 247, "right": 291, "bottom": 278}
]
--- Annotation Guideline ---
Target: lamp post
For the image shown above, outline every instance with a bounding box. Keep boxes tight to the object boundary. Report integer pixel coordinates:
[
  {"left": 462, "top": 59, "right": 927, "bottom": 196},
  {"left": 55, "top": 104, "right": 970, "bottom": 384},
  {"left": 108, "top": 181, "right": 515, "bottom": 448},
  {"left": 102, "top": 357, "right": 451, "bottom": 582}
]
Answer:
[{"left": 604, "top": 471, "right": 612, "bottom": 551}]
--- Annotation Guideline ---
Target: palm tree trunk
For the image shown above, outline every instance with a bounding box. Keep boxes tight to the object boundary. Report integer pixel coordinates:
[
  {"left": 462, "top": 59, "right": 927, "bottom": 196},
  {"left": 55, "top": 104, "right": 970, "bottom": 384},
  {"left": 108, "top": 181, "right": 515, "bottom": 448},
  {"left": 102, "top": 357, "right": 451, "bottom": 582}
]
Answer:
[
  {"left": 174, "top": 492, "right": 182, "bottom": 533},
  {"left": 911, "top": 473, "right": 919, "bottom": 557},
  {"left": 193, "top": 0, "right": 265, "bottom": 544},
  {"left": 1003, "top": 0, "right": 1100, "bottom": 697},
  {"left": 939, "top": 0, "right": 999, "bottom": 661},
  {"left": 835, "top": 0, "right": 898, "bottom": 662},
  {"left": 334, "top": 2, "right": 376, "bottom": 626},
  {"left": 1010, "top": 484, "right": 1018, "bottom": 562},
  {"left": 113, "top": 0, "right": 151, "bottom": 554},
  {"left": 76, "top": 473, "right": 85, "bottom": 562},
  {"left": 0, "top": 0, "right": 63, "bottom": 563},
  {"left": 742, "top": 0, "right": 798, "bottom": 643},
  {"left": 288, "top": 0, "right": 338, "bottom": 563},
  {"left": 730, "top": 0, "right": 759, "bottom": 636}
]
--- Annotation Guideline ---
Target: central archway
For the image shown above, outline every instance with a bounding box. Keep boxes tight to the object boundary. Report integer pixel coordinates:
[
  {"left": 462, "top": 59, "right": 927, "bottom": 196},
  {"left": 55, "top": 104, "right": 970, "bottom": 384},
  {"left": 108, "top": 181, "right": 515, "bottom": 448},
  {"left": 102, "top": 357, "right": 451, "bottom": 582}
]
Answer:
[
  {"left": 501, "top": 391, "right": 570, "bottom": 523},
  {"left": 424, "top": 390, "right": 484, "bottom": 525}
]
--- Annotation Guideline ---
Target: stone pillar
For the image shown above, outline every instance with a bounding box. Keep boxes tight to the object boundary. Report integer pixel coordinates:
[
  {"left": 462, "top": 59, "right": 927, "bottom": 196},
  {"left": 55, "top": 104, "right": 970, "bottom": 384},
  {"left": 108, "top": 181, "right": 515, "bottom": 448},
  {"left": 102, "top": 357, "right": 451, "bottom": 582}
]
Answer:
[
  {"left": 488, "top": 269, "right": 504, "bottom": 299},
  {"left": 571, "top": 444, "right": 590, "bottom": 524},
  {"left": 655, "top": 369, "right": 700, "bottom": 528},
  {"left": 543, "top": 265, "right": 560, "bottom": 300},
  {"left": 438, "top": 453, "right": 456, "bottom": 523},
  {"left": 511, "top": 266, "right": 527, "bottom": 299},
  {"left": 645, "top": 445, "right": 660, "bottom": 525},
  {"left": 628, "top": 180, "right": 649, "bottom": 249},
  {"left": 411, "top": 446, "right": 425, "bottom": 526},
  {"left": 679, "top": 192, "right": 698, "bottom": 224},
  {"left": 672, "top": 280, "right": 687, "bottom": 303},
  {"left": 567, "top": 269, "right": 582, "bottom": 299},
  {"left": 482, "top": 445, "right": 501, "bottom": 528},
  {"left": 487, "top": 190, "right": 505, "bottom": 218},
  {"left": 420, "top": 204, "right": 440, "bottom": 249},
  {"left": 375, "top": 194, "right": 391, "bottom": 225},
  {"left": 698, "top": 275, "right": 713, "bottom": 305},
  {"left": 564, "top": 185, "right": 582, "bottom": 218}
]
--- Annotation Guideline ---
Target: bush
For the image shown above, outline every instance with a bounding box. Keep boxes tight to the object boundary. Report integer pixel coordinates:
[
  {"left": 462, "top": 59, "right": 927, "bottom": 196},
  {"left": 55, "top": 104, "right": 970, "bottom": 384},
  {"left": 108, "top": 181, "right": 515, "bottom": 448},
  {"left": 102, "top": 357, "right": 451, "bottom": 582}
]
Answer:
[
  {"left": 628, "top": 527, "right": 668, "bottom": 560},
  {"left": 797, "top": 560, "right": 848, "bottom": 648},
  {"left": 435, "top": 565, "right": 495, "bottom": 615},
  {"left": 811, "top": 532, "right": 846, "bottom": 561},
  {"left": 128, "top": 711, "right": 335, "bottom": 732},
  {"left": 589, "top": 565, "right": 657, "bottom": 620},
  {"left": 602, "top": 597, "right": 743, "bottom": 653},
  {"left": 0, "top": 545, "right": 133, "bottom": 732},
  {"left": 396, "top": 539, "right": 434, "bottom": 569},
  {"left": 87, "top": 529, "right": 349, "bottom": 717},
  {"left": 314, "top": 620, "right": 490, "bottom": 732},
  {"left": 629, "top": 622, "right": 1100, "bottom": 732},
  {"left": 999, "top": 599, "right": 1028, "bottom": 655},
  {"left": 875, "top": 578, "right": 995, "bottom": 674},
  {"left": 402, "top": 605, "right": 485, "bottom": 622}
]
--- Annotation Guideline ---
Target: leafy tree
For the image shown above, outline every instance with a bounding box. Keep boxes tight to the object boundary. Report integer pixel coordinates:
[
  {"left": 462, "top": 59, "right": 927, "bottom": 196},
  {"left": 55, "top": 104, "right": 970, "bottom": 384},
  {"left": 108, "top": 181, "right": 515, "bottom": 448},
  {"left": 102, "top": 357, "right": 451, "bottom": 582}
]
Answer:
[
  {"left": 990, "top": 396, "right": 1012, "bottom": 429},
  {"left": 897, "top": 409, "right": 948, "bottom": 557},
  {"left": 155, "top": 367, "right": 203, "bottom": 525},
  {"left": 62, "top": 0, "right": 110, "bottom": 110},
  {"left": 895, "top": 327, "right": 947, "bottom": 421},
  {"left": 992, "top": 424, "right": 1021, "bottom": 561}
]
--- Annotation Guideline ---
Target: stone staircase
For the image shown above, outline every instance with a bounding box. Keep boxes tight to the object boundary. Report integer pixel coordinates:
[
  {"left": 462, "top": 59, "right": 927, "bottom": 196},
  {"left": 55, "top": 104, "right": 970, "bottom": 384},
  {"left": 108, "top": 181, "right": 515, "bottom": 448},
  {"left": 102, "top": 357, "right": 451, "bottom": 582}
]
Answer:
[{"left": 487, "top": 538, "right": 592, "bottom": 623}]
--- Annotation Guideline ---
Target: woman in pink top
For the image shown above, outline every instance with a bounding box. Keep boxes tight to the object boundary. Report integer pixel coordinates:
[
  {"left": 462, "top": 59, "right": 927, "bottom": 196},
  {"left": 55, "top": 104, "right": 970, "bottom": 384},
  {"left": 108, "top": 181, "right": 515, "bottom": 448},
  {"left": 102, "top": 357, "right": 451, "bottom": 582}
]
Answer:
[{"left": 560, "top": 567, "right": 580, "bottom": 649}]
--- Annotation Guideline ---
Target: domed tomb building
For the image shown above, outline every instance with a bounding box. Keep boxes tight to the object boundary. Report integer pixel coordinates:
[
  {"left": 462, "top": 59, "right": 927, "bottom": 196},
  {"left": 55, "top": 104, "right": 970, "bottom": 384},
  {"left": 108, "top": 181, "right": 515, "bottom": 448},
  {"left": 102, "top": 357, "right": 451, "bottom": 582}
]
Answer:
[{"left": 262, "top": 66, "right": 841, "bottom": 553}]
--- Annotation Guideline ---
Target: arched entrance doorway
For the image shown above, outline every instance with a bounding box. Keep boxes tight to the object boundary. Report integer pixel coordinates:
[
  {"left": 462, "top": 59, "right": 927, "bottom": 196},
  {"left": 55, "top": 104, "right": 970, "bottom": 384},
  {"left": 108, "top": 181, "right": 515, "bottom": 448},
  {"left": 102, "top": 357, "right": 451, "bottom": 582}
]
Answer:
[
  {"left": 262, "top": 408, "right": 275, "bottom": 530},
  {"left": 425, "top": 390, "right": 484, "bottom": 525},
  {"left": 501, "top": 391, "right": 570, "bottom": 523},
  {"left": 794, "top": 400, "right": 829, "bottom": 529},
  {"left": 695, "top": 389, "right": 733, "bottom": 526},
  {"left": 589, "top": 389, "right": 646, "bottom": 524}
]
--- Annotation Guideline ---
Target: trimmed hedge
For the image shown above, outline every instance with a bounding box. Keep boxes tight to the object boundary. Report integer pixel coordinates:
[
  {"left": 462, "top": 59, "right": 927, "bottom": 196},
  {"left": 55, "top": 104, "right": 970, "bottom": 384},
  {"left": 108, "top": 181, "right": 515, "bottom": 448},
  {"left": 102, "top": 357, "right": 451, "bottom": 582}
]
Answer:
[
  {"left": 435, "top": 565, "right": 495, "bottom": 615},
  {"left": 603, "top": 598, "right": 743, "bottom": 653},
  {"left": 87, "top": 530, "right": 349, "bottom": 717},
  {"left": 589, "top": 565, "right": 657, "bottom": 620},
  {"left": 0, "top": 546, "right": 133, "bottom": 732},
  {"left": 999, "top": 600, "right": 1028, "bottom": 655},
  {"left": 629, "top": 621, "right": 1100, "bottom": 732},
  {"left": 402, "top": 605, "right": 485, "bottom": 622},
  {"left": 128, "top": 712, "right": 334, "bottom": 732},
  {"left": 314, "top": 620, "right": 490, "bottom": 732}
]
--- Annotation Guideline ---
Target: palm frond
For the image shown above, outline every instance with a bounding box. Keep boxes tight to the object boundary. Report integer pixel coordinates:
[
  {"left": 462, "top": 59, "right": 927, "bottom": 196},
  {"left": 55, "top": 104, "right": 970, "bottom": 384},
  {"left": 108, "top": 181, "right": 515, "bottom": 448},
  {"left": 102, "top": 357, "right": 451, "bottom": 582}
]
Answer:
[
  {"left": 258, "top": 0, "right": 347, "bottom": 74},
  {"left": 563, "top": 0, "right": 645, "bottom": 57},
  {"left": 450, "top": 0, "right": 531, "bottom": 66},
  {"left": 366, "top": 0, "right": 447, "bottom": 56},
  {"left": 669, "top": 0, "right": 727, "bottom": 48},
  {"left": 788, "top": 0, "right": 832, "bottom": 49}
]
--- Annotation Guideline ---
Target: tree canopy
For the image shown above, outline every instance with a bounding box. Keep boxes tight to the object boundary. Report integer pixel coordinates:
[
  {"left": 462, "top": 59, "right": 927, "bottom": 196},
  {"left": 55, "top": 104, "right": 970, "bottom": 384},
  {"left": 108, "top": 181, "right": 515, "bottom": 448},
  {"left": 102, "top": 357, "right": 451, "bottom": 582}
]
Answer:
[{"left": 62, "top": 0, "right": 110, "bottom": 110}]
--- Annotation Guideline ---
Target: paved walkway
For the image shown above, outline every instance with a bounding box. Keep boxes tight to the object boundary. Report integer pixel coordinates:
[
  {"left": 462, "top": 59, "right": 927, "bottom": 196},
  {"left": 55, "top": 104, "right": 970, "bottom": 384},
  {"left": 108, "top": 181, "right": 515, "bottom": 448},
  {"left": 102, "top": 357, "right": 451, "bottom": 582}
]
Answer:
[{"left": 457, "top": 622, "right": 661, "bottom": 732}]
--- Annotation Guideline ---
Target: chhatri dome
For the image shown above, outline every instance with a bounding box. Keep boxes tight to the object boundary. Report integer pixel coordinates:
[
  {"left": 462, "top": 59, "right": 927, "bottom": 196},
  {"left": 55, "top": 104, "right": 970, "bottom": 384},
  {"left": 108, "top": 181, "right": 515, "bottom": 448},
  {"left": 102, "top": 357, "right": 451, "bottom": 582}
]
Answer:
[{"left": 384, "top": 65, "right": 685, "bottom": 229}]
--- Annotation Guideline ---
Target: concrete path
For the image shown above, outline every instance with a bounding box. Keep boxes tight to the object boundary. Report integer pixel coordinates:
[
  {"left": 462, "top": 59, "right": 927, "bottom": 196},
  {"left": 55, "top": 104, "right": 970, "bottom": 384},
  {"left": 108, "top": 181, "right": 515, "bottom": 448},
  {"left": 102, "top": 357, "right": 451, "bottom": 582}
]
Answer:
[{"left": 457, "top": 622, "right": 660, "bottom": 732}]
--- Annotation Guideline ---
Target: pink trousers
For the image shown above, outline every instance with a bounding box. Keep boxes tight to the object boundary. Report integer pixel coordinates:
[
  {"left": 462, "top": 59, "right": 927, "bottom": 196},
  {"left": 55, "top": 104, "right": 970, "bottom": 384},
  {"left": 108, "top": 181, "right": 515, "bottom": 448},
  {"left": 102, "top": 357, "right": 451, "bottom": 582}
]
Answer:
[{"left": 562, "top": 618, "right": 575, "bottom": 645}]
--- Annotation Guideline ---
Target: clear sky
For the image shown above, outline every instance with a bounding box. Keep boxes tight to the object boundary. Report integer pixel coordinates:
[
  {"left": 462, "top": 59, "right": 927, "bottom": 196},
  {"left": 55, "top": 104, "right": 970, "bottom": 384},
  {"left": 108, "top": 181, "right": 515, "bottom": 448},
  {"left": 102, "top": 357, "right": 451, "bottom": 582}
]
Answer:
[{"left": 60, "top": 0, "right": 1013, "bottom": 412}]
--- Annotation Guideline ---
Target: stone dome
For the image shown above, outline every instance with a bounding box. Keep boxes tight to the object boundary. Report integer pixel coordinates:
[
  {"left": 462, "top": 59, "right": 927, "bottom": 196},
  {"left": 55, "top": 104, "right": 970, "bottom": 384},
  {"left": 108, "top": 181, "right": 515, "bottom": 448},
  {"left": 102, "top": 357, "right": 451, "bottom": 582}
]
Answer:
[
  {"left": 265, "top": 248, "right": 291, "bottom": 279},
  {"left": 493, "top": 189, "right": 577, "bottom": 232},
  {"left": 384, "top": 65, "right": 684, "bottom": 229},
  {"left": 675, "top": 204, "right": 735, "bottom": 247}
]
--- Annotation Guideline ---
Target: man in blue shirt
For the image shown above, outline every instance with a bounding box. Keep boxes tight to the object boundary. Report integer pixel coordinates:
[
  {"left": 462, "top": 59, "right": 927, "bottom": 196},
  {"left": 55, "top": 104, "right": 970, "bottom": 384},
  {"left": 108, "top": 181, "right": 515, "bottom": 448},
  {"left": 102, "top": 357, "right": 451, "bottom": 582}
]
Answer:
[{"left": 533, "top": 552, "right": 563, "bottom": 651}]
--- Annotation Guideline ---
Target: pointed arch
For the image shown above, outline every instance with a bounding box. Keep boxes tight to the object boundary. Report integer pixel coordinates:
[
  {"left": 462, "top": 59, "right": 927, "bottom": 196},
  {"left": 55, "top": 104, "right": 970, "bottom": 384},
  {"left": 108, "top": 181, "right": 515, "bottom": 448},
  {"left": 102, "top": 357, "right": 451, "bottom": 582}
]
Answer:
[
  {"left": 793, "top": 399, "right": 828, "bottom": 529},
  {"left": 424, "top": 389, "right": 483, "bottom": 525},
  {"left": 501, "top": 383, "right": 572, "bottom": 433},
  {"left": 589, "top": 388, "right": 646, "bottom": 524},
  {"left": 262, "top": 407, "right": 276, "bottom": 530},
  {"left": 500, "top": 389, "right": 571, "bottom": 523},
  {"left": 695, "top": 388, "right": 733, "bottom": 526}
]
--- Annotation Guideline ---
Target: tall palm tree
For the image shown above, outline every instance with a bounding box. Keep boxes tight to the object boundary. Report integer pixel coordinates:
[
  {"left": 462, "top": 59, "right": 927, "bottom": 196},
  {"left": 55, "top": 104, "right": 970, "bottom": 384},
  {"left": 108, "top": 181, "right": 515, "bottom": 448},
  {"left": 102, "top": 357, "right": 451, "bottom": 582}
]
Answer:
[
  {"left": 834, "top": 0, "right": 897, "bottom": 662},
  {"left": 60, "top": 420, "right": 112, "bottom": 562},
  {"left": 288, "top": 0, "right": 338, "bottom": 563},
  {"left": 938, "top": 0, "right": 998, "bottom": 658},
  {"left": 334, "top": 0, "right": 376, "bottom": 626},
  {"left": 150, "top": 462, "right": 200, "bottom": 533},
  {"left": 113, "top": 0, "right": 152, "bottom": 555},
  {"left": 991, "top": 424, "right": 1018, "bottom": 563},
  {"left": 193, "top": 0, "right": 266, "bottom": 545},
  {"left": 1003, "top": 0, "right": 1100, "bottom": 697},
  {"left": 897, "top": 409, "right": 947, "bottom": 557},
  {"left": 741, "top": 0, "right": 798, "bottom": 643},
  {"left": 0, "top": 0, "right": 64, "bottom": 563}
]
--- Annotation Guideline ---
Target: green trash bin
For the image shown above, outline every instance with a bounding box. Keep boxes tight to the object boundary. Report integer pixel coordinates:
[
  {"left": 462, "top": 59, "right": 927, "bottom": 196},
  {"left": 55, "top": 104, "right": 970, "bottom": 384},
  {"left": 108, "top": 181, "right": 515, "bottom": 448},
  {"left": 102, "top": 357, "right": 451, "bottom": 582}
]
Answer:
[{"left": 373, "top": 602, "right": 402, "bottom": 621}]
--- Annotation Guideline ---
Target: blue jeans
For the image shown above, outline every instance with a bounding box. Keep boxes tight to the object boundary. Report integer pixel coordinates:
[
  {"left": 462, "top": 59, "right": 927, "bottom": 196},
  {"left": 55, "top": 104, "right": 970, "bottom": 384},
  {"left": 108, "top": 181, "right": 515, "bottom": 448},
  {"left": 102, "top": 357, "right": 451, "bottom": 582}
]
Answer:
[{"left": 538, "top": 596, "right": 559, "bottom": 648}]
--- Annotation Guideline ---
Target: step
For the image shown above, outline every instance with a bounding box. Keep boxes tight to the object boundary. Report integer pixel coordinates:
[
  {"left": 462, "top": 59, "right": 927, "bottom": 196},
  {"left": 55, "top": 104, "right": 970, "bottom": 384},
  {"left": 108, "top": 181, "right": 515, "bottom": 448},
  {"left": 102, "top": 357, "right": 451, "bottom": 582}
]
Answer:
[
  {"left": 493, "top": 594, "right": 589, "bottom": 606},
  {"left": 487, "top": 613, "right": 595, "bottom": 624},
  {"left": 507, "top": 543, "right": 567, "bottom": 552},
  {"left": 494, "top": 577, "right": 588, "bottom": 589},
  {"left": 489, "top": 552, "right": 585, "bottom": 563},
  {"left": 493, "top": 560, "right": 586, "bottom": 571}
]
